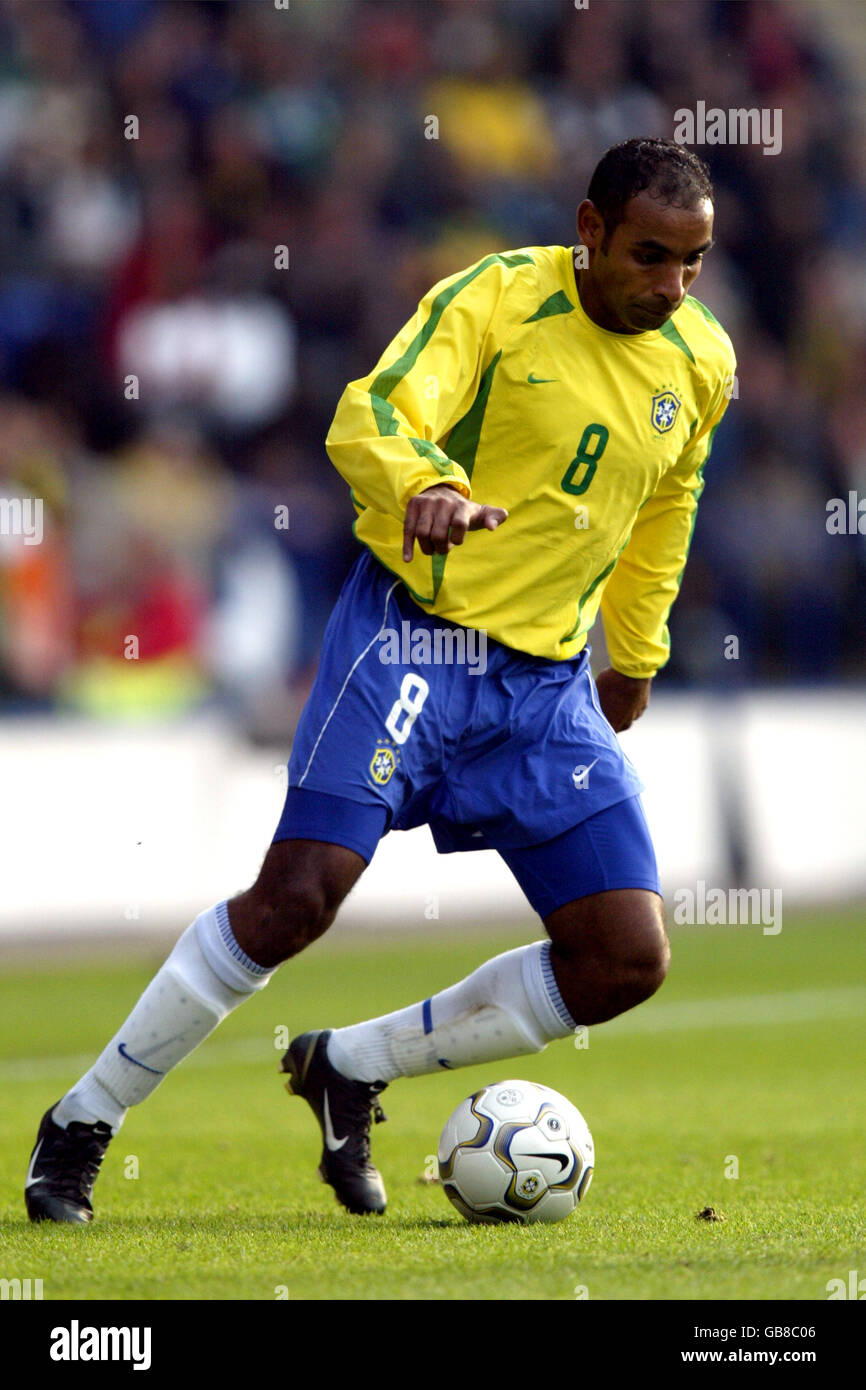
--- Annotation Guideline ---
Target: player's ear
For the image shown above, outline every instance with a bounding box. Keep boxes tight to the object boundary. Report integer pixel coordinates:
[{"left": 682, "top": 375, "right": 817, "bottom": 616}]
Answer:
[{"left": 576, "top": 199, "right": 605, "bottom": 252}]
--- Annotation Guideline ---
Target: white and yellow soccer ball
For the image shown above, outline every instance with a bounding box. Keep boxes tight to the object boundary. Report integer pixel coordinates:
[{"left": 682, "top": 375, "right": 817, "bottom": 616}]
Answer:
[{"left": 438, "top": 1080, "right": 594, "bottom": 1224}]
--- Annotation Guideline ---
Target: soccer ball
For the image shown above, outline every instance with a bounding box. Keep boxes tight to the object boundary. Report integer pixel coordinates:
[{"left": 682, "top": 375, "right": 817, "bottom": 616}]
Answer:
[{"left": 437, "top": 1080, "right": 594, "bottom": 1224}]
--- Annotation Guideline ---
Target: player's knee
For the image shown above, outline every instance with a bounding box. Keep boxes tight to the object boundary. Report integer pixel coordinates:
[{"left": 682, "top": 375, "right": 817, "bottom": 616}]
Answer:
[
  {"left": 550, "top": 891, "right": 668, "bottom": 1019},
  {"left": 617, "top": 931, "right": 669, "bottom": 1003},
  {"left": 613, "top": 901, "right": 669, "bottom": 1003},
  {"left": 229, "top": 839, "right": 365, "bottom": 967},
  {"left": 230, "top": 874, "right": 335, "bottom": 967},
  {"left": 272, "top": 879, "right": 334, "bottom": 952}
]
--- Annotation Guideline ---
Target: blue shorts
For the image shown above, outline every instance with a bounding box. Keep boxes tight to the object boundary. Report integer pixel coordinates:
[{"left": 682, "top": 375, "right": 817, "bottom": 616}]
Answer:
[{"left": 273, "top": 550, "right": 660, "bottom": 916}]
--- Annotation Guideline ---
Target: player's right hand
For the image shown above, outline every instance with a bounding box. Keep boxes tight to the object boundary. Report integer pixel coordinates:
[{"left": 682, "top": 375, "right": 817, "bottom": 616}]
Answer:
[{"left": 402, "top": 483, "right": 508, "bottom": 562}]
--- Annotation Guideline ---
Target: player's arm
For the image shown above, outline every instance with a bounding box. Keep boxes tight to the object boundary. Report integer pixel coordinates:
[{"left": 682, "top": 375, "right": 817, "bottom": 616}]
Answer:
[
  {"left": 597, "top": 375, "right": 734, "bottom": 725},
  {"left": 325, "top": 254, "right": 533, "bottom": 551}
]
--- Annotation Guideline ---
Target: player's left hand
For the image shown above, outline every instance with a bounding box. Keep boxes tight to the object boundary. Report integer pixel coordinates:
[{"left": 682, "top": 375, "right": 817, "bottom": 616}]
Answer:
[{"left": 594, "top": 667, "right": 652, "bottom": 732}]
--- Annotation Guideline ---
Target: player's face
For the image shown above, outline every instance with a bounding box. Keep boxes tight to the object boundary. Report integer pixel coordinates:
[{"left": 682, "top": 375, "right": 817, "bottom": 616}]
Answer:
[{"left": 577, "top": 191, "right": 714, "bottom": 334}]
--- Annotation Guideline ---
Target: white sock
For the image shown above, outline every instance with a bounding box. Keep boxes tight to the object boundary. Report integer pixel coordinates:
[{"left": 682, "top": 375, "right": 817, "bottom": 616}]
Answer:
[
  {"left": 327, "top": 940, "right": 576, "bottom": 1083},
  {"left": 53, "top": 903, "right": 274, "bottom": 1134}
]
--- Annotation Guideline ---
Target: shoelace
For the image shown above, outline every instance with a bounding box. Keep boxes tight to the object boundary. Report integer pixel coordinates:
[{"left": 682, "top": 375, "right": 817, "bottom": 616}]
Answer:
[
  {"left": 48, "top": 1125, "right": 110, "bottom": 1200},
  {"left": 331, "top": 1083, "right": 387, "bottom": 1164},
  {"left": 368, "top": 1077, "right": 388, "bottom": 1127}
]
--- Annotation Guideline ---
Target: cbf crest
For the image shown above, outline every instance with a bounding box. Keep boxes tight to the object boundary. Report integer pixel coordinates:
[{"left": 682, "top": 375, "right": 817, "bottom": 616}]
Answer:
[
  {"left": 651, "top": 389, "right": 681, "bottom": 434},
  {"left": 370, "top": 739, "right": 398, "bottom": 786}
]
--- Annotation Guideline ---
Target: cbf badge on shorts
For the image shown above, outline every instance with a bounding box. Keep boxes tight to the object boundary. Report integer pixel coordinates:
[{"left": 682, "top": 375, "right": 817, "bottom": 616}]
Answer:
[
  {"left": 369, "top": 739, "right": 399, "bottom": 786},
  {"left": 650, "top": 388, "right": 681, "bottom": 433}
]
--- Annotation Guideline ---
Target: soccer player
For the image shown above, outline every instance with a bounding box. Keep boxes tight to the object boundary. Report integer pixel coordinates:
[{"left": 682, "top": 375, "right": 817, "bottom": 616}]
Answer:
[{"left": 26, "top": 138, "right": 735, "bottom": 1221}]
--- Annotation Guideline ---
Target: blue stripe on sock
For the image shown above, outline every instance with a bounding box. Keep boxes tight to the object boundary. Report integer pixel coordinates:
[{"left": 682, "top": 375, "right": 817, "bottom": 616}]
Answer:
[
  {"left": 540, "top": 942, "right": 576, "bottom": 1029},
  {"left": 215, "top": 901, "right": 269, "bottom": 978},
  {"left": 422, "top": 998, "right": 433, "bottom": 1035}
]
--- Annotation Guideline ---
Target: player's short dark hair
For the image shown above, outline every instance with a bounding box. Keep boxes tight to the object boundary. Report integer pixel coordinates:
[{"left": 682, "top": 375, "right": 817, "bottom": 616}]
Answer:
[{"left": 586, "top": 138, "right": 713, "bottom": 244}]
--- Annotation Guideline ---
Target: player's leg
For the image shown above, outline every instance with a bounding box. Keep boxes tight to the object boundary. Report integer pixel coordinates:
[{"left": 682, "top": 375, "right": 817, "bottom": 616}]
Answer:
[
  {"left": 25, "top": 835, "right": 370, "bottom": 1224},
  {"left": 306, "top": 896, "right": 664, "bottom": 1087},
  {"left": 63, "top": 835, "right": 368, "bottom": 1129},
  {"left": 311, "top": 796, "right": 665, "bottom": 1089},
  {"left": 501, "top": 792, "right": 668, "bottom": 1025},
  {"left": 26, "top": 547, "right": 406, "bottom": 1223}
]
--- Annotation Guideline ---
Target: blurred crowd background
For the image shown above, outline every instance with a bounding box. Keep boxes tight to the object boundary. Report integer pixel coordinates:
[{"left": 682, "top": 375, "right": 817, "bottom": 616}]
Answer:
[{"left": 0, "top": 0, "right": 864, "bottom": 737}]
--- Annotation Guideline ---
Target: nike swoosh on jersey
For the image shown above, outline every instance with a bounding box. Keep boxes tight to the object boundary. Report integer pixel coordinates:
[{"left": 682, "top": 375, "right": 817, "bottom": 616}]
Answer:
[
  {"left": 25, "top": 1138, "right": 45, "bottom": 1188},
  {"left": 527, "top": 373, "right": 558, "bottom": 383},
  {"left": 118, "top": 1042, "right": 165, "bottom": 1075},
  {"left": 323, "top": 1091, "right": 348, "bottom": 1151}
]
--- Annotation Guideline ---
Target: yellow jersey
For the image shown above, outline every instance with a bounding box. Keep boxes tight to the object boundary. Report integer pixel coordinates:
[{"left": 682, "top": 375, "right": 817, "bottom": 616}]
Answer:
[{"left": 325, "top": 243, "right": 736, "bottom": 677}]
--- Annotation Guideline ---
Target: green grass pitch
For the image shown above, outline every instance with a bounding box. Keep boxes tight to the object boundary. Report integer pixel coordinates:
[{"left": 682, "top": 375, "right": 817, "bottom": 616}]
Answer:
[{"left": 1, "top": 909, "right": 864, "bottom": 1301}]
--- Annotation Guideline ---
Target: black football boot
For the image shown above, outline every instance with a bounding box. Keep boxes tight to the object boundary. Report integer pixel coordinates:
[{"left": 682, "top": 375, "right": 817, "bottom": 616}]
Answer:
[
  {"left": 281, "top": 1029, "right": 388, "bottom": 1215},
  {"left": 25, "top": 1102, "right": 112, "bottom": 1223}
]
